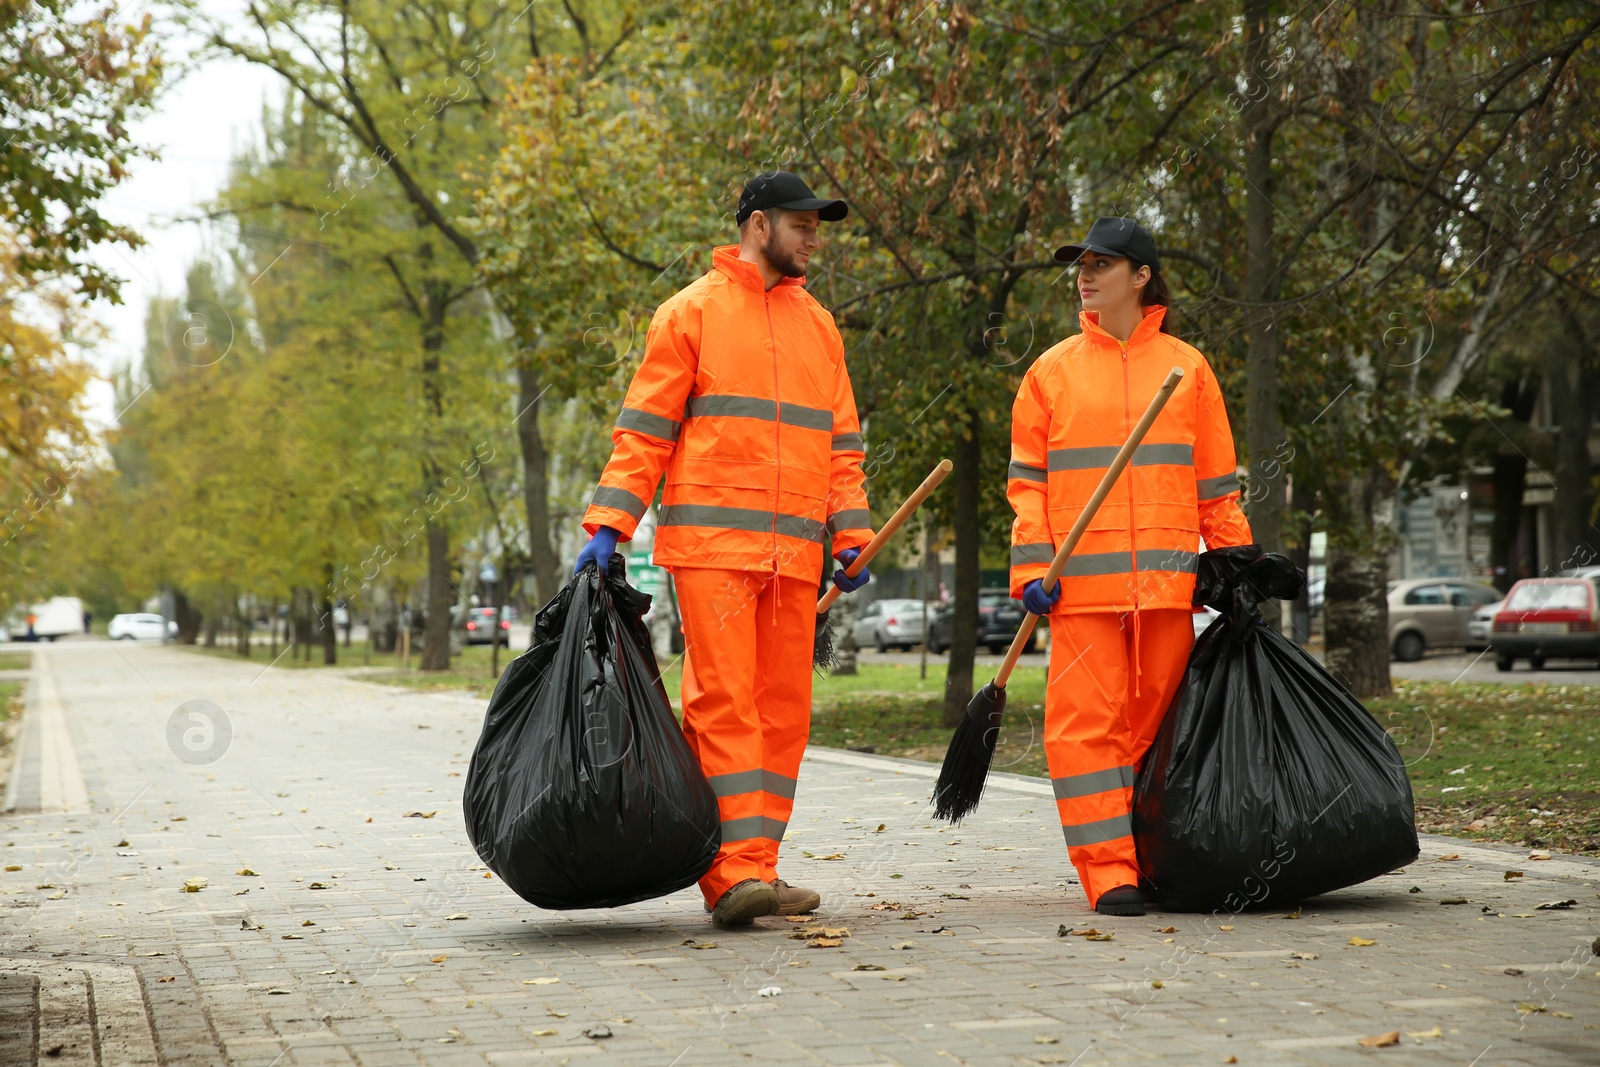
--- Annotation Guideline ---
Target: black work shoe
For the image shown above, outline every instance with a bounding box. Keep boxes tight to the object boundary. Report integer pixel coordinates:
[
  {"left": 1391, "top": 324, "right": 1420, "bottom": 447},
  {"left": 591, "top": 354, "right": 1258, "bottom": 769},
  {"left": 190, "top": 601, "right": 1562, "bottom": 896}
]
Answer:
[
  {"left": 770, "top": 878, "right": 821, "bottom": 916},
  {"left": 1095, "top": 884, "right": 1146, "bottom": 916},
  {"left": 711, "top": 879, "right": 780, "bottom": 928}
]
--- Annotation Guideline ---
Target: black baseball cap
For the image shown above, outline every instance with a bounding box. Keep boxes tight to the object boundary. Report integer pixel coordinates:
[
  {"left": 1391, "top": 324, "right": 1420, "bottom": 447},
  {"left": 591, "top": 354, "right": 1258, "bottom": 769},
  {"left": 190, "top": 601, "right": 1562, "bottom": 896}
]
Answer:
[
  {"left": 736, "top": 171, "right": 848, "bottom": 225},
  {"left": 1054, "top": 217, "right": 1161, "bottom": 274}
]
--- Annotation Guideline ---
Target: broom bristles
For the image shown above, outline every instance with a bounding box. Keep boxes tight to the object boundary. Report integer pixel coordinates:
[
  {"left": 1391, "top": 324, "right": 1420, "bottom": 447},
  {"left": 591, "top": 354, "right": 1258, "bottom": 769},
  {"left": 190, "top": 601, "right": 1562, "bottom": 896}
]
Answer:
[
  {"left": 812, "top": 611, "right": 835, "bottom": 670},
  {"left": 932, "top": 682, "right": 1007, "bottom": 822}
]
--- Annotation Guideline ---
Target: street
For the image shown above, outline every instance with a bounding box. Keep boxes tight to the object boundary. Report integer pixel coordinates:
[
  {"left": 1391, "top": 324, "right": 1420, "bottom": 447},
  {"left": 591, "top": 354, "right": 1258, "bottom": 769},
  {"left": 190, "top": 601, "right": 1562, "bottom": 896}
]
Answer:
[{"left": 1, "top": 641, "right": 1597, "bottom": 1065}]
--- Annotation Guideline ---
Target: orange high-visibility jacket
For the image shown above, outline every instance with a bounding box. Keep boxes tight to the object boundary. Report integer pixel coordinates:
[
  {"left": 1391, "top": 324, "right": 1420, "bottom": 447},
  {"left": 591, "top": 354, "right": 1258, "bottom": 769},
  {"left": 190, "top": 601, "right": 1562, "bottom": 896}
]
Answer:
[
  {"left": 582, "top": 245, "right": 873, "bottom": 580},
  {"left": 1008, "top": 305, "right": 1252, "bottom": 612}
]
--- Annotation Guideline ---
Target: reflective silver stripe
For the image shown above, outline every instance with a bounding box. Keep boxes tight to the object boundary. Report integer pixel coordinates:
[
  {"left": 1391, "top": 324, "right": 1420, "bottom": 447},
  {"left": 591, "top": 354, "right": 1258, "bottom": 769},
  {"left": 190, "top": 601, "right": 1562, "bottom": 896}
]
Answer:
[
  {"left": 779, "top": 403, "right": 833, "bottom": 431},
  {"left": 762, "top": 771, "right": 798, "bottom": 800},
  {"left": 1008, "top": 461, "right": 1047, "bottom": 483},
  {"left": 1197, "top": 471, "right": 1241, "bottom": 500},
  {"left": 707, "top": 769, "right": 764, "bottom": 798},
  {"left": 707, "top": 770, "right": 798, "bottom": 800},
  {"left": 589, "top": 485, "right": 648, "bottom": 520},
  {"left": 1011, "top": 542, "right": 1055, "bottom": 566},
  {"left": 659, "top": 504, "right": 826, "bottom": 544},
  {"left": 827, "top": 509, "right": 871, "bottom": 535},
  {"left": 616, "top": 407, "right": 680, "bottom": 441},
  {"left": 1061, "top": 813, "right": 1133, "bottom": 847},
  {"left": 719, "top": 815, "right": 788, "bottom": 842},
  {"left": 687, "top": 394, "right": 775, "bottom": 421},
  {"left": 831, "top": 432, "right": 864, "bottom": 452},
  {"left": 684, "top": 395, "right": 833, "bottom": 432},
  {"left": 1052, "top": 765, "right": 1135, "bottom": 801},
  {"left": 775, "top": 513, "right": 828, "bottom": 543},
  {"left": 1047, "top": 443, "right": 1194, "bottom": 471},
  {"left": 1059, "top": 549, "right": 1199, "bottom": 578}
]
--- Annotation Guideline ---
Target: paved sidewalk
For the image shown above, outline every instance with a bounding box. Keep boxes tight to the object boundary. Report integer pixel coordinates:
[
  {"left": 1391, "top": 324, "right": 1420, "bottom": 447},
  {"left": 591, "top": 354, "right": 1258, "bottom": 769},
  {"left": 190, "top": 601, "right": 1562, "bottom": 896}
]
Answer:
[{"left": 1, "top": 642, "right": 1597, "bottom": 1066}]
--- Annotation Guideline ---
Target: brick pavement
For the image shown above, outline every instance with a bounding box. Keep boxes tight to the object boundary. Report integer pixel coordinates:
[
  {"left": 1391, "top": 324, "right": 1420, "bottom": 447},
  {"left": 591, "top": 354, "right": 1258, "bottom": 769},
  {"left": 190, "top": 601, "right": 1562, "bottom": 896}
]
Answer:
[{"left": 1, "top": 641, "right": 1597, "bottom": 1066}]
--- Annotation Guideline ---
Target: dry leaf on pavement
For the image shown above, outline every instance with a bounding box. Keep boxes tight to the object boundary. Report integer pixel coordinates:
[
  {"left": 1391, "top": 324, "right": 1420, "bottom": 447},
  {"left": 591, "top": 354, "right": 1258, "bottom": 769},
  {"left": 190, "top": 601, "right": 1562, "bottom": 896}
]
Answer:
[
  {"left": 1357, "top": 1031, "right": 1399, "bottom": 1047},
  {"left": 1535, "top": 899, "right": 1577, "bottom": 910},
  {"left": 522, "top": 976, "right": 559, "bottom": 985},
  {"left": 403, "top": 811, "right": 437, "bottom": 818},
  {"left": 1348, "top": 936, "right": 1377, "bottom": 946},
  {"left": 1504, "top": 870, "right": 1524, "bottom": 880},
  {"left": 1407, "top": 1027, "right": 1442, "bottom": 1039}
]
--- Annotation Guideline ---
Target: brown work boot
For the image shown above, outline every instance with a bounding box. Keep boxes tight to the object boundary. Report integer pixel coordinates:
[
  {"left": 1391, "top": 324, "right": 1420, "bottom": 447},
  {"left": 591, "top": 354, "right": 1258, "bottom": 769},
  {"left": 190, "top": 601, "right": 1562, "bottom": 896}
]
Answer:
[
  {"left": 710, "top": 879, "right": 779, "bottom": 928},
  {"left": 770, "top": 878, "right": 820, "bottom": 916}
]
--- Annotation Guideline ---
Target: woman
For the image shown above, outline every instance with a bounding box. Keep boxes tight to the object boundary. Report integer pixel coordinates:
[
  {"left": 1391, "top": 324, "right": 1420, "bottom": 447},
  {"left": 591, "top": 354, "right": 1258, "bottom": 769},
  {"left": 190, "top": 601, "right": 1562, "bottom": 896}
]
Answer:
[{"left": 1008, "top": 217, "right": 1253, "bottom": 916}]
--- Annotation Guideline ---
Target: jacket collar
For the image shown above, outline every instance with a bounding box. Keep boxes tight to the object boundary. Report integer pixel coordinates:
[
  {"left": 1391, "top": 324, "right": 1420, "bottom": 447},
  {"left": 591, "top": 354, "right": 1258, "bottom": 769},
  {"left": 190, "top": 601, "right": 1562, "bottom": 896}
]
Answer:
[
  {"left": 712, "top": 244, "right": 807, "bottom": 293},
  {"left": 1079, "top": 304, "right": 1167, "bottom": 347}
]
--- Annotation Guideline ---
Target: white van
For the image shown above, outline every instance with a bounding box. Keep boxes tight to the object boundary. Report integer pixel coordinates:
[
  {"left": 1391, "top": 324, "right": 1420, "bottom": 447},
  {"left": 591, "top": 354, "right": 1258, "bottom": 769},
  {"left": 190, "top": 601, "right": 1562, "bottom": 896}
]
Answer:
[{"left": 26, "top": 597, "right": 85, "bottom": 640}]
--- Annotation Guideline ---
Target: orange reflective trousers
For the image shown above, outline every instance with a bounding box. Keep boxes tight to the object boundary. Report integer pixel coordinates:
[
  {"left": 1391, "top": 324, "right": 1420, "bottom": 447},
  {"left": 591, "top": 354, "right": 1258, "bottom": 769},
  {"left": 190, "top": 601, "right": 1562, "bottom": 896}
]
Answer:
[
  {"left": 673, "top": 567, "right": 816, "bottom": 905},
  {"left": 1045, "top": 609, "right": 1193, "bottom": 907}
]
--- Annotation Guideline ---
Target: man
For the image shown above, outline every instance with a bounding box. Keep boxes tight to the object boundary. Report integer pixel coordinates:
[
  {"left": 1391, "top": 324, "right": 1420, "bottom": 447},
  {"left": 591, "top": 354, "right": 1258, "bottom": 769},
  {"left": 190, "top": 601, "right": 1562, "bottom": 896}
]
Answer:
[{"left": 576, "top": 171, "right": 874, "bottom": 928}]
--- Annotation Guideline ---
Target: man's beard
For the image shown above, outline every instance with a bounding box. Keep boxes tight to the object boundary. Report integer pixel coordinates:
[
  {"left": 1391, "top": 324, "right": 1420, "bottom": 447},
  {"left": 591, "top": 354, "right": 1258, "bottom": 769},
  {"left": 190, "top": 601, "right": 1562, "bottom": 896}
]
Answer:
[{"left": 762, "top": 232, "right": 807, "bottom": 278}]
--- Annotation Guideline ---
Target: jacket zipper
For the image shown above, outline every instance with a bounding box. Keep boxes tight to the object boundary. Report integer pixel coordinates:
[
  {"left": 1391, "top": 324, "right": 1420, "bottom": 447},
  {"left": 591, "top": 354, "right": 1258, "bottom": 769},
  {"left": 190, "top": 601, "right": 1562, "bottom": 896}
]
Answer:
[
  {"left": 766, "top": 290, "right": 781, "bottom": 571},
  {"left": 1122, "top": 342, "right": 1138, "bottom": 612}
]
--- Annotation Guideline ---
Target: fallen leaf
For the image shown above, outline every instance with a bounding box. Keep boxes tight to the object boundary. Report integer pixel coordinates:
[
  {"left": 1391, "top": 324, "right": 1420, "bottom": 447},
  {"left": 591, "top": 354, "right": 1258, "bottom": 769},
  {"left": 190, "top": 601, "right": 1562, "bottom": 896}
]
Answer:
[
  {"left": 853, "top": 963, "right": 886, "bottom": 971},
  {"left": 281, "top": 934, "right": 303, "bottom": 940},
  {"left": 1439, "top": 898, "right": 1468, "bottom": 905},
  {"left": 1536, "top": 899, "right": 1578, "bottom": 910},
  {"left": 47, "top": 889, "right": 65, "bottom": 900},
  {"left": 1150, "top": 980, "right": 1164, "bottom": 989},
  {"left": 687, "top": 942, "right": 716, "bottom": 950},
  {"left": 384, "top": 864, "right": 400, "bottom": 870},
  {"left": 308, "top": 882, "right": 331, "bottom": 890},
  {"left": 180, "top": 878, "right": 208, "bottom": 893},
  {"left": 1504, "top": 870, "right": 1524, "bottom": 880},
  {"left": 582, "top": 1025, "right": 612, "bottom": 1040},
  {"left": 403, "top": 811, "right": 437, "bottom": 819},
  {"left": 813, "top": 853, "right": 845, "bottom": 860},
  {"left": 115, "top": 850, "right": 139, "bottom": 856},
  {"left": 430, "top": 955, "right": 447, "bottom": 964},
  {"left": 1283, "top": 907, "right": 1301, "bottom": 919},
  {"left": 266, "top": 988, "right": 293, "bottom": 995},
  {"left": 1155, "top": 926, "right": 1178, "bottom": 933},
  {"left": 1528, "top": 850, "right": 1552, "bottom": 860},
  {"left": 2, "top": 865, "right": 18, "bottom": 872},
  {"left": 445, "top": 913, "right": 469, "bottom": 920},
  {"left": 236, "top": 868, "right": 257, "bottom": 877},
  {"left": 1084, "top": 933, "right": 1114, "bottom": 942},
  {"left": 1407, "top": 1027, "right": 1442, "bottom": 1039},
  {"left": 300, "top": 920, "right": 315, "bottom": 927},
  {"left": 1289, "top": 951, "right": 1318, "bottom": 960},
  {"left": 875, "top": 823, "right": 886, "bottom": 832},
  {"left": 523, "top": 976, "right": 560, "bottom": 985},
  {"left": 1504, "top": 967, "right": 1524, "bottom": 976},
  {"left": 757, "top": 986, "right": 781, "bottom": 997},
  {"left": 943, "top": 892, "right": 970, "bottom": 899},
  {"left": 1357, "top": 1031, "right": 1400, "bottom": 1048},
  {"left": 784, "top": 916, "right": 812, "bottom": 923},
  {"left": 809, "top": 938, "right": 844, "bottom": 948},
  {"left": 1516, "top": 1002, "right": 1547, "bottom": 1014},
  {"left": 1437, "top": 854, "right": 1459, "bottom": 861},
  {"left": 157, "top": 976, "right": 175, "bottom": 983},
  {"left": 883, "top": 974, "right": 907, "bottom": 981},
  {"left": 893, "top": 941, "right": 915, "bottom": 950},
  {"left": 548, "top": 1010, "right": 568, "bottom": 1018},
  {"left": 1064, "top": 927, "right": 1104, "bottom": 937},
  {"left": 1218, "top": 925, "right": 1234, "bottom": 931},
  {"left": 1223, "top": 1057, "right": 1238, "bottom": 1064},
  {"left": 1348, "top": 936, "right": 1376, "bottom": 946},
  {"left": 1035, "top": 1035, "right": 1059, "bottom": 1044},
  {"left": 530, "top": 1029, "right": 557, "bottom": 1037}
]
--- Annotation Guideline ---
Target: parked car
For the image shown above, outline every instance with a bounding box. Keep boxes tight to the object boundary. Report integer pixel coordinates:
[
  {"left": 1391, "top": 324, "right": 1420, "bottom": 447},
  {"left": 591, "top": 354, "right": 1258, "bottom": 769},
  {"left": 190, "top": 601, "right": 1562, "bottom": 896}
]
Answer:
[
  {"left": 1386, "top": 578, "right": 1502, "bottom": 662},
  {"left": 107, "top": 613, "right": 171, "bottom": 641},
  {"left": 1465, "top": 596, "right": 1505, "bottom": 651},
  {"left": 928, "top": 590, "right": 1038, "bottom": 656},
  {"left": 457, "top": 606, "right": 512, "bottom": 646},
  {"left": 1490, "top": 577, "right": 1600, "bottom": 670},
  {"left": 853, "top": 598, "right": 930, "bottom": 652}
]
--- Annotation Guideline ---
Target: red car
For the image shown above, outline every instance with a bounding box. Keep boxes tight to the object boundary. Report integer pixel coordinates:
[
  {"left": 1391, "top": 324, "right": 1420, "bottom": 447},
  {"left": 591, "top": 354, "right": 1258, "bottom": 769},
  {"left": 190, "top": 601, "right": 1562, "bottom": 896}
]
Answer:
[{"left": 1491, "top": 578, "right": 1600, "bottom": 671}]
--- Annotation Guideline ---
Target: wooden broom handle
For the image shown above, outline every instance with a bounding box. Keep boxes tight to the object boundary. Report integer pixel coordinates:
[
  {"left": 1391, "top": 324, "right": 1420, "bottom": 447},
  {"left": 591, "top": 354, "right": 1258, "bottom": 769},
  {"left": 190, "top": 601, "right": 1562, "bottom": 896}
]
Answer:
[
  {"left": 816, "top": 459, "right": 954, "bottom": 614},
  {"left": 993, "top": 366, "right": 1185, "bottom": 688}
]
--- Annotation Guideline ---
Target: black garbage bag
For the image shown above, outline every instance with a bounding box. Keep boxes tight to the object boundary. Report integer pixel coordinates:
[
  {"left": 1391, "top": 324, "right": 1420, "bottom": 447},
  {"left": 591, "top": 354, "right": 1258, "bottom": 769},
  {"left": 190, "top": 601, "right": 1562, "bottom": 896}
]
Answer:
[
  {"left": 1132, "top": 545, "right": 1419, "bottom": 912},
  {"left": 463, "top": 556, "right": 719, "bottom": 909}
]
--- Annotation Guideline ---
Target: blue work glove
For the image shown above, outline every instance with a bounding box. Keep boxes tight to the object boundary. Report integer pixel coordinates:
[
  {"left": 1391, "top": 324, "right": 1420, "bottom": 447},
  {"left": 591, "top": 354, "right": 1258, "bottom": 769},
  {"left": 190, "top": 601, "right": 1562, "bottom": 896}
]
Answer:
[
  {"left": 575, "top": 526, "right": 620, "bottom": 576},
  {"left": 1021, "top": 578, "right": 1060, "bottom": 616},
  {"left": 832, "top": 547, "right": 871, "bottom": 593}
]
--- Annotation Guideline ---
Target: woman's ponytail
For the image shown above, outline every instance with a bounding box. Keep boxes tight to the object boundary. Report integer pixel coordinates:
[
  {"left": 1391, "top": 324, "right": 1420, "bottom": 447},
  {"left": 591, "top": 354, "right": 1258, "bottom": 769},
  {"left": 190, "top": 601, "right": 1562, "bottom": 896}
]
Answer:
[{"left": 1141, "top": 269, "right": 1177, "bottom": 337}]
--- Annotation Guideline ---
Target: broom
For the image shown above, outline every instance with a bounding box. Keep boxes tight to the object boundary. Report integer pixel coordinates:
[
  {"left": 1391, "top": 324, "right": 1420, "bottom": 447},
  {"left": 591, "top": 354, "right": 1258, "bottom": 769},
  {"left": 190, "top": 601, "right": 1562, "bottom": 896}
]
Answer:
[
  {"left": 813, "top": 459, "right": 954, "bottom": 668},
  {"left": 932, "top": 367, "right": 1186, "bottom": 822}
]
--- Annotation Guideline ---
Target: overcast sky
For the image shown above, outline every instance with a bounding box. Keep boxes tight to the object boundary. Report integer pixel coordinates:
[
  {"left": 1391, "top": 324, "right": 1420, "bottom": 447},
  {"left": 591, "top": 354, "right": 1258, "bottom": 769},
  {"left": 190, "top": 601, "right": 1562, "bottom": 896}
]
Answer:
[{"left": 79, "top": 23, "right": 276, "bottom": 432}]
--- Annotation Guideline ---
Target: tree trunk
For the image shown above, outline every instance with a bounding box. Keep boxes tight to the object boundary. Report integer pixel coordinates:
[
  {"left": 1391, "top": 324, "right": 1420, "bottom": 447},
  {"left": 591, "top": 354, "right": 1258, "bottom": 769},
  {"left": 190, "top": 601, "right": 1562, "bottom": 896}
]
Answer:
[
  {"left": 420, "top": 518, "right": 453, "bottom": 670},
  {"left": 170, "top": 589, "right": 200, "bottom": 644},
  {"left": 1544, "top": 331, "right": 1600, "bottom": 573},
  {"left": 1242, "top": 0, "right": 1285, "bottom": 605},
  {"left": 942, "top": 406, "right": 982, "bottom": 727},
  {"left": 203, "top": 599, "right": 220, "bottom": 648},
  {"left": 517, "top": 362, "right": 560, "bottom": 610},
  {"left": 235, "top": 597, "right": 251, "bottom": 657},
  {"left": 268, "top": 596, "right": 279, "bottom": 660},
  {"left": 320, "top": 562, "right": 338, "bottom": 665},
  {"left": 1323, "top": 540, "right": 1390, "bottom": 698}
]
